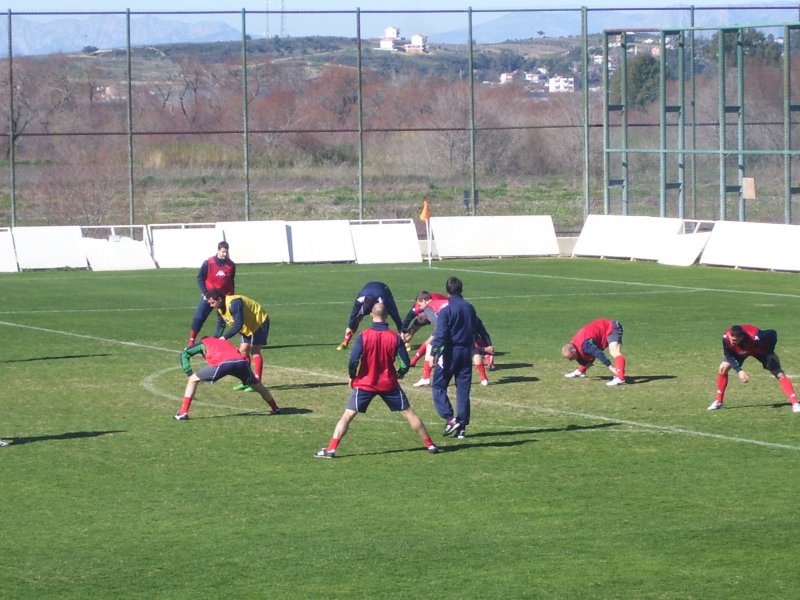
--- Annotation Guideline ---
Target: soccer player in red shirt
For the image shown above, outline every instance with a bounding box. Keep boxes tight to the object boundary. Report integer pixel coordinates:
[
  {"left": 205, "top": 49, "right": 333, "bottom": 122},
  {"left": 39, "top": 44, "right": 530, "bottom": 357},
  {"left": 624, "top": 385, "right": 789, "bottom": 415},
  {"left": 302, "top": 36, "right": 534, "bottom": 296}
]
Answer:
[
  {"left": 174, "top": 336, "right": 279, "bottom": 420},
  {"left": 186, "top": 241, "right": 236, "bottom": 348},
  {"left": 315, "top": 302, "right": 439, "bottom": 458},
  {"left": 708, "top": 324, "right": 799, "bottom": 412},
  {"left": 562, "top": 318, "right": 627, "bottom": 386}
]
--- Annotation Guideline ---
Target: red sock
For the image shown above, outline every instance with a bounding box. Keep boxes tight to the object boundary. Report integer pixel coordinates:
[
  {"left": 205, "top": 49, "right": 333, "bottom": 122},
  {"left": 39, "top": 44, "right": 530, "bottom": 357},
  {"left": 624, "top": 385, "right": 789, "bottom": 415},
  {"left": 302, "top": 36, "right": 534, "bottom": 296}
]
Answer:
[
  {"left": 780, "top": 377, "right": 797, "bottom": 403},
  {"left": 252, "top": 355, "right": 263, "bottom": 381},
  {"left": 411, "top": 343, "right": 427, "bottom": 367},
  {"left": 614, "top": 355, "right": 626, "bottom": 379},
  {"left": 342, "top": 331, "right": 353, "bottom": 345},
  {"left": 327, "top": 438, "right": 341, "bottom": 452},
  {"left": 423, "top": 436, "right": 434, "bottom": 447},
  {"left": 180, "top": 397, "right": 192, "bottom": 414},
  {"left": 716, "top": 373, "right": 728, "bottom": 402},
  {"left": 484, "top": 354, "right": 494, "bottom": 367},
  {"left": 422, "top": 361, "right": 432, "bottom": 380},
  {"left": 475, "top": 362, "right": 487, "bottom": 380}
]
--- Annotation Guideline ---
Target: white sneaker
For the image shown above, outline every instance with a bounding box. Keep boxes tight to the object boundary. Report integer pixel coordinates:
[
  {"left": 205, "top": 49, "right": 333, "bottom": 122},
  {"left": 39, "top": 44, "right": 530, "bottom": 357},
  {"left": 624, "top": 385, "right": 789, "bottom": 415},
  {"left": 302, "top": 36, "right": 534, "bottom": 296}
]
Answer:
[
  {"left": 565, "top": 369, "right": 586, "bottom": 378},
  {"left": 792, "top": 403, "right": 800, "bottom": 414},
  {"left": 606, "top": 376, "right": 625, "bottom": 386},
  {"left": 707, "top": 400, "right": 724, "bottom": 411},
  {"left": 0, "top": 439, "right": 8, "bottom": 447},
  {"left": 412, "top": 378, "right": 431, "bottom": 387},
  {"left": 480, "top": 379, "right": 489, "bottom": 386}
]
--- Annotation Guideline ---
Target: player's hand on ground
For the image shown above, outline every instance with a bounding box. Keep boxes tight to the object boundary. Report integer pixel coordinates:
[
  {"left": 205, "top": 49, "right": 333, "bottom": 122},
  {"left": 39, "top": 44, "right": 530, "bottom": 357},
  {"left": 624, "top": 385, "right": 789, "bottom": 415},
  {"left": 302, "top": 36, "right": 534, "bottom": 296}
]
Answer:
[{"left": 738, "top": 371, "right": 750, "bottom": 383}]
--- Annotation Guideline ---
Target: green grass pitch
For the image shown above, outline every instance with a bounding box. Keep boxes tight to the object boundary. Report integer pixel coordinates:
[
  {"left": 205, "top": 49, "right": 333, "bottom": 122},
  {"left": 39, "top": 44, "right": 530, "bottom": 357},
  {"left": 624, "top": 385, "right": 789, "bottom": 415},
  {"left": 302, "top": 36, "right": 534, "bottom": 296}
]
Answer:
[{"left": 1, "top": 258, "right": 799, "bottom": 599}]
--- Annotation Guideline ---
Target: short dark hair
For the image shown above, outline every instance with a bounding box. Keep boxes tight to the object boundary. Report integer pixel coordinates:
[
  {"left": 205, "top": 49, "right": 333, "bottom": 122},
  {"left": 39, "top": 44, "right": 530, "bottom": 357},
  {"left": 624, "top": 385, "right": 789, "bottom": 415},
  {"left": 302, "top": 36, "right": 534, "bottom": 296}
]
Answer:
[
  {"left": 446, "top": 276, "right": 463, "bottom": 295},
  {"left": 217, "top": 241, "right": 229, "bottom": 250},
  {"left": 206, "top": 288, "right": 225, "bottom": 301},
  {"left": 417, "top": 291, "right": 432, "bottom": 302}
]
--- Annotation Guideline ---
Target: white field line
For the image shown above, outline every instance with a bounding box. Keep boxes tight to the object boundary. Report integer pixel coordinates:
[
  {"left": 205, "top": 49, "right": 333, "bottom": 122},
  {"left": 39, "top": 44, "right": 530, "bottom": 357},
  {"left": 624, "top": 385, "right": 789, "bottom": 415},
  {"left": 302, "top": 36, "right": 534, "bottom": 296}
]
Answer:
[{"left": 3, "top": 314, "right": 800, "bottom": 452}]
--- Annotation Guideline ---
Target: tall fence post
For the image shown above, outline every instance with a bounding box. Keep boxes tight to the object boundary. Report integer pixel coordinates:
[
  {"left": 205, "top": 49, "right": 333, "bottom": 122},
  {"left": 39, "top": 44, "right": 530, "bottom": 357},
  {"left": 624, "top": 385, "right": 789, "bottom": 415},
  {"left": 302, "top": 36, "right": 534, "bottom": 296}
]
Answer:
[
  {"left": 126, "top": 10, "right": 135, "bottom": 228},
  {"left": 581, "top": 7, "right": 590, "bottom": 223},
  {"left": 7, "top": 10, "right": 15, "bottom": 227},
  {"left": 241, "top": 9, "right": 251, "bottom": 221},
  {"left": 356, "top": 8, "right": 365, "bottom": 221},
  {"left": 467, "top": 7, "right": 477, "bottom": 216}
]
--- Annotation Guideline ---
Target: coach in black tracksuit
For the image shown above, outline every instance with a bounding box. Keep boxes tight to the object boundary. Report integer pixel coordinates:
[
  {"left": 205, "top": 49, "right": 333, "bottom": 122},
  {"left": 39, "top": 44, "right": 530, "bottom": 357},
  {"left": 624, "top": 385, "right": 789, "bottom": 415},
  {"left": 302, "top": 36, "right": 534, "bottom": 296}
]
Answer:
[{"left": 431, "top": 276, "right": 484, "bottom": 439}]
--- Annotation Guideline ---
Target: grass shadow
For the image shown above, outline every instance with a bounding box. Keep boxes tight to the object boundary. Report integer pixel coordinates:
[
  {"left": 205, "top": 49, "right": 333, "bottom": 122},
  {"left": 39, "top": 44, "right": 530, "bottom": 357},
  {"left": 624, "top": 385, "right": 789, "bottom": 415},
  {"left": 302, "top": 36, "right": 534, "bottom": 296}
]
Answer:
[
  {"left": 4, "top": 353, "right": 113, "bottom": 364},
  {"left": 7, "top": 430, "right": 125, "bottom": 445}
]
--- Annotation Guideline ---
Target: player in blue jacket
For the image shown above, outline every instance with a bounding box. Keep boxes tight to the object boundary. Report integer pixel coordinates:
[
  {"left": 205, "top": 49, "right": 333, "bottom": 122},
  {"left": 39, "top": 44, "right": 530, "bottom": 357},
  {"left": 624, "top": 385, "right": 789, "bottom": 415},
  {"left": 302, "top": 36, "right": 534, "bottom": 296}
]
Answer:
[{"left": 429, "top": 276, "right": 485, "bottom": 439}]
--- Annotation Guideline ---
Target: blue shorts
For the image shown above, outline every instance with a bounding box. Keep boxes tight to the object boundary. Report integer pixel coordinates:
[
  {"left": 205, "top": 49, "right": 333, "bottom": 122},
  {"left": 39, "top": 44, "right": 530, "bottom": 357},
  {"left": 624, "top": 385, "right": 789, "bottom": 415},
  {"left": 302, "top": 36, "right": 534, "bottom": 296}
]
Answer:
[
  {"left": 748, "top": 353, "right": 782, "bottom": 372},
  {"left": 607, "top": 320, "right": 624, "bottom": 344},
  {"left": 346, "top": 386, "right": 410, "bottom": 413},
  {"left": 241, "top": 318, "right": 270, "bottom": 346},
  {"left": 195, "top": 359, "right": 257, "bottom": 385}
]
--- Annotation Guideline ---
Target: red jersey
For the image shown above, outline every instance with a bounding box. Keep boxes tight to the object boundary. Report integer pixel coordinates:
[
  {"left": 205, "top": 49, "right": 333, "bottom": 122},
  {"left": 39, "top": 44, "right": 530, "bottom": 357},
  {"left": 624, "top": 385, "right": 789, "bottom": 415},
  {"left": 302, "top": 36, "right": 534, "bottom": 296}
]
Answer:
[
  {"left": 571, "top": 319, "right": 615, "bottom": 363},
  {"left": 723, "top": 325, "right": 769, "bottom": 358},
  {"left": 351, "top": 325, "right": 402, "bottom": 393},
  {"left": 203, "top": 256, "right": 235, "bottom": 295},
  {"left": 412, "top": 293, "right": 449, "bottom": 316},
  {"left": 199, "top": 336, "right": 246, "bottom": 366}
]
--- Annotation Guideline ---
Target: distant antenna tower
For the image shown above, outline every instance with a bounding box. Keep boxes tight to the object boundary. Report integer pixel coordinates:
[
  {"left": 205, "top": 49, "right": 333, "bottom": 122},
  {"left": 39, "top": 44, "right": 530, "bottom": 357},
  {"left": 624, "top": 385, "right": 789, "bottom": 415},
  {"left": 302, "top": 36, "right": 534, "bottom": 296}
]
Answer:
[{"left": 280, "top": 0, "right": 286, "bottom": 37}]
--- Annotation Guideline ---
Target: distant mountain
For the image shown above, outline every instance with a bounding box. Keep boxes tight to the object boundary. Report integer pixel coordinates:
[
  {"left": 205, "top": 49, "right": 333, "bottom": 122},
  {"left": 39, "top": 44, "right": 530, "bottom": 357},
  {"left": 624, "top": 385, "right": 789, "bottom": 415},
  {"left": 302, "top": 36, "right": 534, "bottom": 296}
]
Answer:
[
  {"left": 0, "top": 15, "right": 242, "bottom": 56},
  {"left": 430, "top": 6, "right": 800, "bottom": 43}
]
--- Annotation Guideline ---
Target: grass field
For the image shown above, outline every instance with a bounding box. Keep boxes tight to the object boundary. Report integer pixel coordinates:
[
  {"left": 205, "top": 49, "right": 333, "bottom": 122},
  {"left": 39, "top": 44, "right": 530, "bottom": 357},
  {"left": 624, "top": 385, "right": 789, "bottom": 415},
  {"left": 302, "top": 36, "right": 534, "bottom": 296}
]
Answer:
[{"left": 2, "top": 258, "right": 800, "bottom": 599}]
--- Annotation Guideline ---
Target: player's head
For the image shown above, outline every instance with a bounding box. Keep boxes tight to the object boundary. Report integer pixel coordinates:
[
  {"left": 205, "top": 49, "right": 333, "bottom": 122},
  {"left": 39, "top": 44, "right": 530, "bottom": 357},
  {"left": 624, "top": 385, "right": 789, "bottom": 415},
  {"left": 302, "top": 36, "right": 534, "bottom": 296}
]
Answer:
[
  {"left": 446, "top": 277, "right": 463, "bottom": 296},
  {"left": 371, "top": 301, "right": 386, "bottom": 322},
  {"left": 729, "top": 325, "right": 747, "bottom": 345},
  {"left": 362, "top": 295, "right": 379, "bottom": 315},
  {"left": 216, "top": 241, "right": 229, "bottom": 259},
  {"left": 561, "top": 343, "right": 578, "bottom": 361},
  {"left": 205, "top": 288, "right": 226, "bottom": 308}
]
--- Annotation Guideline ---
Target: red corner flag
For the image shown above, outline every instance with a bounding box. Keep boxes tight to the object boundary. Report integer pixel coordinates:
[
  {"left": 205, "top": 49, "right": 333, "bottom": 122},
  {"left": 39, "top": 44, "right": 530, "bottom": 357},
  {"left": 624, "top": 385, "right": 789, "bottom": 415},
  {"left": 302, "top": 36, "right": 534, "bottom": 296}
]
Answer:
[{"left": 419, "top": 199, "right": 430, "bottom": 222}]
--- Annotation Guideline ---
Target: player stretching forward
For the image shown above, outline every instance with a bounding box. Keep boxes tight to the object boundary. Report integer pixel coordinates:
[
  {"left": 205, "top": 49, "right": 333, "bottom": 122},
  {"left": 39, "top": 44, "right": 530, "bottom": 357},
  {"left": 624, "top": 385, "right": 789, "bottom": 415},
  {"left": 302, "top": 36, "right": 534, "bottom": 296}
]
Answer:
[
  {"left": 175, "top": 336, "right": 280, "bottom": 420},
  {"left": 562, "top": 318, "right": 627, "bottom": 386},
  {"left": 708, "top": 324, "right": 799, "bottom": 413},
  {"left": 401, "top": 290, "right": 449, "bottom": 351},
  {"left": 337, "top": 281, "right": 403, "bottom": 350}
]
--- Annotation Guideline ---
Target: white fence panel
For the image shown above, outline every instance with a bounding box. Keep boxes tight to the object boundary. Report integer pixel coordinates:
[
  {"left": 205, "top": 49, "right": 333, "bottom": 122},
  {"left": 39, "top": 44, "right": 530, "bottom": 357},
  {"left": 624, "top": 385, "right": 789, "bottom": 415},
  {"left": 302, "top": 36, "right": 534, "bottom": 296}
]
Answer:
[
  {"left": 0, "top": 228, "right": 18, "bottom": 272},
  {"left": 350, "top": 220, "right": 422, "bottom": 264},
  {"left": 573, "top": 215, "right": 684, "bottom": 260},
  {"left": 216, "top": 221, "right": 290, "bottom": 264},
  {"left": 431, "top": 215, "right": 559, "bottom": 258},
  {"left": 700, "top": 221, "right": 800, "bottom": 271},
  {"left": 150, "top": 224, "right": 220, "bottom": 269},
  {"left": 13, "top": 226, "right": 88, "bottom": 270},
  {"left": 287, "top": 220, "right": 355, "bottom": 263}
]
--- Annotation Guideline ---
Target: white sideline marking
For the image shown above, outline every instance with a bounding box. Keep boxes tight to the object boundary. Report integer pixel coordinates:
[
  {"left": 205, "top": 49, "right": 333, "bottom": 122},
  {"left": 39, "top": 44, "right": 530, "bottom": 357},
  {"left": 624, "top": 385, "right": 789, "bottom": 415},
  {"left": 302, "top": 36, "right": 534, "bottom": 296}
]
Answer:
[
  {"left": 3, "top": 319, "right": 799, "bottom": 452},
  {"left": 411, "top": 265, "right": 800, "bottom": 301},
  {"left": 479, "top": 399, "right": 800, "bottom": 452}
]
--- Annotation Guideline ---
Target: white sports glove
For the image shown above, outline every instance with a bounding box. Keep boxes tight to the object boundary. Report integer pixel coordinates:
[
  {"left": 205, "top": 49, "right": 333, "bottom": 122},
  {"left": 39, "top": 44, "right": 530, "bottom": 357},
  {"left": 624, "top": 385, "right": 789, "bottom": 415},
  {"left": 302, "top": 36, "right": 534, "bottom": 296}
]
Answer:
[{"left": 564, "top": 369, "right": 586, "bottom": 378}]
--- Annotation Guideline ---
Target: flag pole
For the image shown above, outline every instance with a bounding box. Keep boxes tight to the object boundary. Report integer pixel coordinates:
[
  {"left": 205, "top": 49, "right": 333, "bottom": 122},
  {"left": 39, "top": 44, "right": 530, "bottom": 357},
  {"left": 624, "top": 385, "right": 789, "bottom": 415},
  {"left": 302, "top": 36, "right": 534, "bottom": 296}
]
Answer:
[
  {"left": 426, "top": 218, "right": 432, "bottom": 268},
  {"left": 419, "top": 199, "right": 431, "bottom": 268}
]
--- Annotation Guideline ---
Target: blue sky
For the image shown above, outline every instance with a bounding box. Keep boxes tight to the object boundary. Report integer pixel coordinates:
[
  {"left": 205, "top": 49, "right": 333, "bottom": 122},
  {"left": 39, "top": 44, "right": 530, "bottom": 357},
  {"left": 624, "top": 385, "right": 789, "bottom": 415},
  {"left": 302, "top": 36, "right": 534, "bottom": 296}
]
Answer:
[{"left": 1, "top": 1, "right": 784, "bottom": 38}]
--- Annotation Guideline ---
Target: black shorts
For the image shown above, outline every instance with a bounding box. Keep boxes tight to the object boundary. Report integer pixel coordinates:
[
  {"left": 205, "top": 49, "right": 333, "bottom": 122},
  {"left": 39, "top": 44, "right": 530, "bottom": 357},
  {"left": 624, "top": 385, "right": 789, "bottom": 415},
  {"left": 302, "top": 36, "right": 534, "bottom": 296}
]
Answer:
[{"left": 195, "top": 359, "right": 257, "bottom": 385}]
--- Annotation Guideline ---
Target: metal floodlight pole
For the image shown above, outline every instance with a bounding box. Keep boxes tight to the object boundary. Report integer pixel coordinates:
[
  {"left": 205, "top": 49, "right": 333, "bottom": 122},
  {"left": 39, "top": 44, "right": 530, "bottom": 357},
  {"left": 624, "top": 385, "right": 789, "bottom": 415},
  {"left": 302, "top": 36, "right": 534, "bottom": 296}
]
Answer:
[
  {"left": 581, "top": 7, "right": 590, "bottom": 222},
  {"left": 7, "top": 10, "right": 15, "bottom": 227},
  {"left": 659, "top": 31, "right": 667, "bottom": 217},
  {"left": 467, "top": 7, "right": 478, "bottom": 217},
  {"left": 356, "top": 8, "right": 365, "bottom": 221},
  {"left": 242, "top": 9, "right": 252, "bottom": 221},
  {"left": 718, "top": 30, "right": 727, "bottom": 220},
  {"left": 126, "top": 10, "right": 135, "bottom": 229},
  {"left": 783, "top": 24, "right": 793, "bottom": 224},
  {"left": 737, "top": 28, "right": 745, "bottom": 222},
  {"left": 602, "top": 31, "right": 610, "bottom": 214}
]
